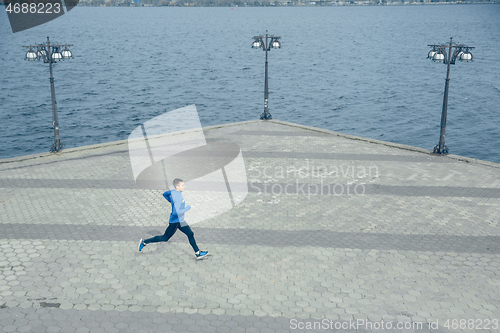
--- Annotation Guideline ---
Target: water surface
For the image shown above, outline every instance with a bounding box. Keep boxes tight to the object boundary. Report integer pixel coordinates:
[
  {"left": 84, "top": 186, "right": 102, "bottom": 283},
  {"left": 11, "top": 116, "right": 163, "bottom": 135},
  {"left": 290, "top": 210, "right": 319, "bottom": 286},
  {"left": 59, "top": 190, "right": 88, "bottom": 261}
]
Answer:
[{"left": 1, "top": 5, "right": 499, "bottom": 162}]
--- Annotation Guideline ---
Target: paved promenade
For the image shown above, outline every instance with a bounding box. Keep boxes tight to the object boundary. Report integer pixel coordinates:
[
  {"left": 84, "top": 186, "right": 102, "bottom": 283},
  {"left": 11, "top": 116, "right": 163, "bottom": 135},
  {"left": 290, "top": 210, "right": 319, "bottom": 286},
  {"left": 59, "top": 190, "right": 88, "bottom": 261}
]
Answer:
[{"left": 1, "top": 120, "right": 499, "bottom": 333}]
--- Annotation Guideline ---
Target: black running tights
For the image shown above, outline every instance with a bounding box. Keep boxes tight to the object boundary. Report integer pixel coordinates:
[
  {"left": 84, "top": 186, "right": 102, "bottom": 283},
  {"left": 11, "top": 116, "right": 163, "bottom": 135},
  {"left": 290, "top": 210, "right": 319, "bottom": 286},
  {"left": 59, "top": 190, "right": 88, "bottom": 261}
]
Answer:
[{"left": 144, "top": 222, "right": 199, "bottom": 253}]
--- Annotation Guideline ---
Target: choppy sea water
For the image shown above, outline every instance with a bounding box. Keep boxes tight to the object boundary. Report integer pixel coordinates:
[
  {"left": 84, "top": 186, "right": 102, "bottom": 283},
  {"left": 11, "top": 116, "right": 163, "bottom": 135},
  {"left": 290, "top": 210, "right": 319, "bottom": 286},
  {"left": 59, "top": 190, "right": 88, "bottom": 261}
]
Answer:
[{"left": 1, "top": 5, "right": 499, "bottom": 162}]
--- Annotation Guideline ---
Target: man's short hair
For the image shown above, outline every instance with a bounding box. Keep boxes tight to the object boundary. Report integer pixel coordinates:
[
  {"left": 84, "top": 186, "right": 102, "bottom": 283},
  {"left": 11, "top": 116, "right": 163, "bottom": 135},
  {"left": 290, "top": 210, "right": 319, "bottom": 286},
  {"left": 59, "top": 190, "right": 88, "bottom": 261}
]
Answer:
[{"left": 173, "top": 179, "right": 184, "bottom": 189}]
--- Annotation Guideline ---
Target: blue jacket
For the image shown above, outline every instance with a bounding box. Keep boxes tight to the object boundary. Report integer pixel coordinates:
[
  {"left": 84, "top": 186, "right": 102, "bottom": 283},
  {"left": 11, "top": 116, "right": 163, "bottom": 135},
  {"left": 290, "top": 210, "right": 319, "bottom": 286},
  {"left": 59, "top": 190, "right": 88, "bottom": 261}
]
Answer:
[{"left": 163, "top": 190, "right": 191, "bottom": 223}]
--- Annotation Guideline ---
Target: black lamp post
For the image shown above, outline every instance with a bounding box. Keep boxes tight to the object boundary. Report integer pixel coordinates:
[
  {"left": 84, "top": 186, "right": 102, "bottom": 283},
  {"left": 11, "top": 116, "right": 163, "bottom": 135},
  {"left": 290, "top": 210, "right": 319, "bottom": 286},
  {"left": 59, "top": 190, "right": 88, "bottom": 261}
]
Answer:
[
  {"left": 24, "top": 37, "right": 73, "bottom": 153},
  {"left": 428, "top": 37, "right": 474, "bottom": 155},
  {"left": 252, "top": 31, "right": 281, "bottom": 120}
]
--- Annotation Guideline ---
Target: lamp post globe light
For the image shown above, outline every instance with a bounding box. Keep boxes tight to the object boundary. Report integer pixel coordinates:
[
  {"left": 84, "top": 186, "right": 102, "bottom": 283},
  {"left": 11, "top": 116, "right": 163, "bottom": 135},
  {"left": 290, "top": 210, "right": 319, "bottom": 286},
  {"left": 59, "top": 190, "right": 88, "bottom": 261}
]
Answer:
[
  {"left": 427, "top": 37, "right": 474, "bottom": 155},
  {"left": 252, "top": 31, "right": 281, "bottom": 120},
  {"left": 24, "top": 37, "right": 73, "bottom": 153}
]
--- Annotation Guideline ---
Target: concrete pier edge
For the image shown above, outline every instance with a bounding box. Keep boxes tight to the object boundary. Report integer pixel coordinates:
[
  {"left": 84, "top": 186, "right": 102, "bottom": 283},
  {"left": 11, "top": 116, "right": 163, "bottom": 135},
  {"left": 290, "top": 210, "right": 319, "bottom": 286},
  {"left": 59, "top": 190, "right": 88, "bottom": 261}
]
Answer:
[{"left": 1, "top": 119, "right": 499, "bottom": 170}]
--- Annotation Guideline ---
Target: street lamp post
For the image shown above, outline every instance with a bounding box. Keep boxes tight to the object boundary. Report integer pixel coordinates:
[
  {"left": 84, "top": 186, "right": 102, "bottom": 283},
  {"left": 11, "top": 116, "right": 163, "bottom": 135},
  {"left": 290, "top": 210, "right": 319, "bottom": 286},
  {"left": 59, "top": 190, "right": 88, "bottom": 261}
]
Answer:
[
  {"left": 24, "top": 37, "right": 73, "bottom": 153},
  {"left": 252, "top": 31, "right": 281, "bottom": 120},
  {"left": 427, "top": 37, "right": 474, "bottom": 155}
]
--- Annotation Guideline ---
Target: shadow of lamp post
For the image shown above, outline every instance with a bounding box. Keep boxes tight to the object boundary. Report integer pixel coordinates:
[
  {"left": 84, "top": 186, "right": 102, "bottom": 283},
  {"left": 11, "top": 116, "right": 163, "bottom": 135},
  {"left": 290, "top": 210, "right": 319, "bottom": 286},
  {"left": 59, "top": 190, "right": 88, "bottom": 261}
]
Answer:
[
  {"left": 252, "top": 30, "right": 281, "bottom": 121},
  {"left": 24, "top": 37, "right": 73, "bottom": 153},
  {"left": 428, "top": 37, "right": 474, "bottom": 155}
]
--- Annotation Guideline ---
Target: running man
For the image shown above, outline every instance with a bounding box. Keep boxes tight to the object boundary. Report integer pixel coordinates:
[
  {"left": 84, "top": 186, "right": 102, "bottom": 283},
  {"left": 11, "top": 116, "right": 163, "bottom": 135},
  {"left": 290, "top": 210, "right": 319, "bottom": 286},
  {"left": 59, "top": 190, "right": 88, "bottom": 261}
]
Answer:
[{"left": 138, "top": 178, "right": 209, "bottom": 260}]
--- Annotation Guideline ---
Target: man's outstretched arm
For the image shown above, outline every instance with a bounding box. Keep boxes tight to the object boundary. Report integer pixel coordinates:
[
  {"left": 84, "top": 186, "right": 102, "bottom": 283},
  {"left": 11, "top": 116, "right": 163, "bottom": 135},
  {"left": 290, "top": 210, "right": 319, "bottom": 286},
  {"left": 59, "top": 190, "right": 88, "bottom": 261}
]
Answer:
[
  {"left": 172, "top": 193, "right": 191, "bottom": 215},
  {"left": 176, "top": 204, "right": 191, "bottom": 215}
]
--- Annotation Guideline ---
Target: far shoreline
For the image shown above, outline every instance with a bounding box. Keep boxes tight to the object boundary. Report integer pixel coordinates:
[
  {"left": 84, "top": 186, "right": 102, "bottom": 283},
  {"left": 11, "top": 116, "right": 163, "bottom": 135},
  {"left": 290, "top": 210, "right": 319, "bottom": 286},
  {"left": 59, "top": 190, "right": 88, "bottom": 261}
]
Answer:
[{"left": 2, "top": 1, "right": 500, "bottom": 7}]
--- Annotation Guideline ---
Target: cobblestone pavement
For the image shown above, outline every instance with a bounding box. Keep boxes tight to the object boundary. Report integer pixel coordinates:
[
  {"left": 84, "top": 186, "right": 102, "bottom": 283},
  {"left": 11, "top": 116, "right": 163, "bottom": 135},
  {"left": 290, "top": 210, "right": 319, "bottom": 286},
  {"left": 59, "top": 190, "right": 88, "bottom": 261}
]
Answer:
[{"left": 1, "top": 120, "right": 499, "bottom": 333}]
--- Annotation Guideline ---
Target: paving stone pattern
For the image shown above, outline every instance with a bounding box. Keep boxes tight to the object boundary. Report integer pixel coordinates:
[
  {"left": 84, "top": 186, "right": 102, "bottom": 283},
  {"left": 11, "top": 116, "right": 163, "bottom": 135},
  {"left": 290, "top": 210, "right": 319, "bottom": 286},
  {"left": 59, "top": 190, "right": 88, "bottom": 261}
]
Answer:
[
  {"left": 1, "top": 224, "right": 500, "bottom": 254},
  {"left": 1, "top": 120, "right": 499, "bottom": 333}
]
